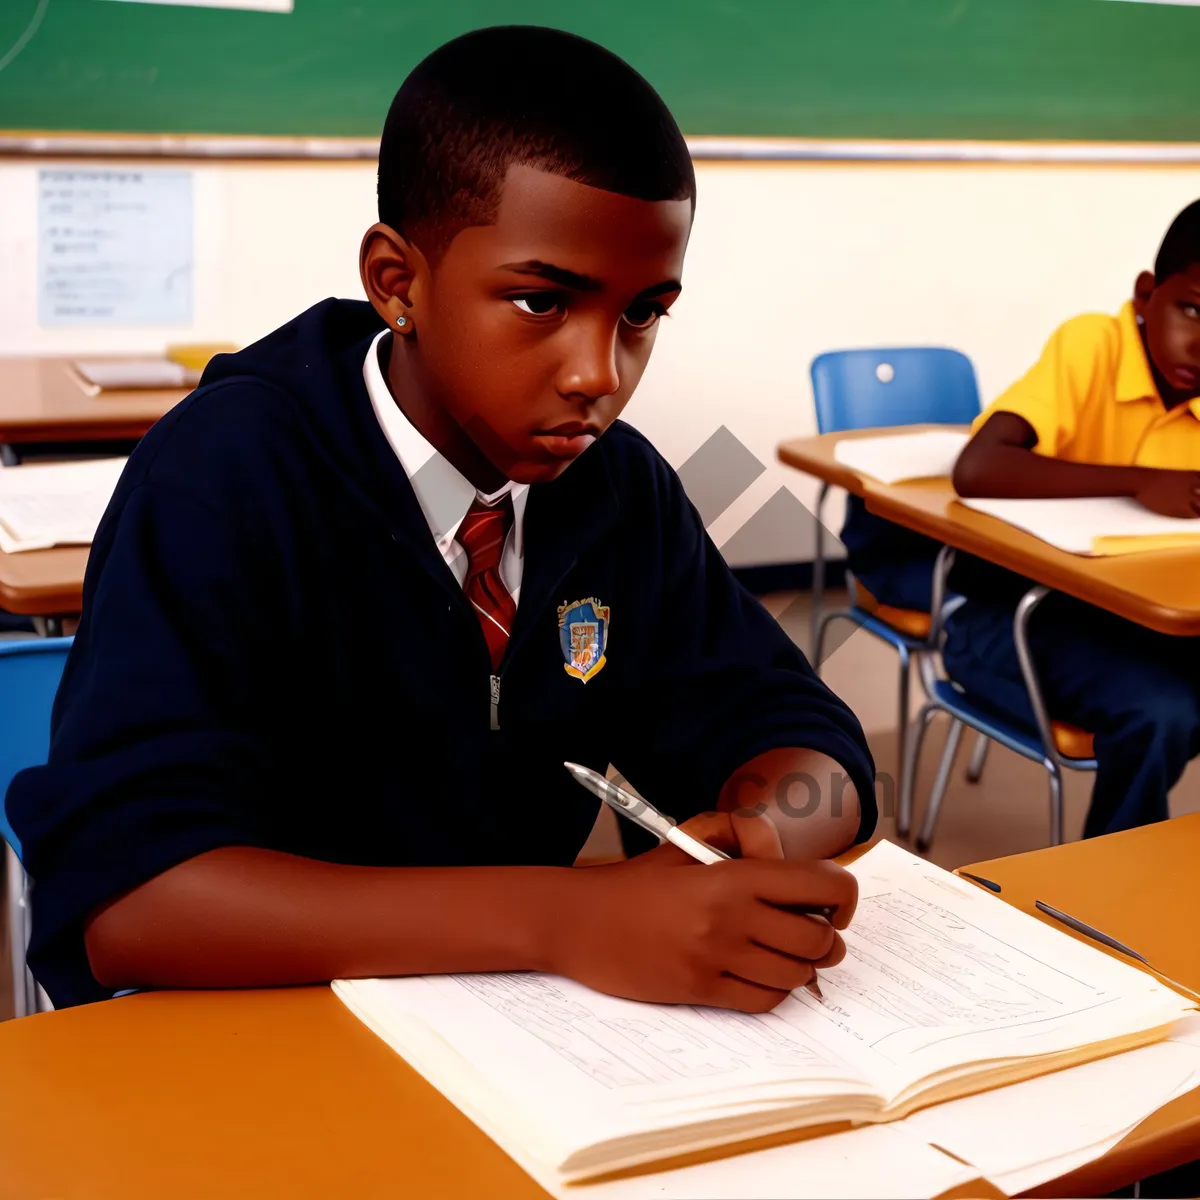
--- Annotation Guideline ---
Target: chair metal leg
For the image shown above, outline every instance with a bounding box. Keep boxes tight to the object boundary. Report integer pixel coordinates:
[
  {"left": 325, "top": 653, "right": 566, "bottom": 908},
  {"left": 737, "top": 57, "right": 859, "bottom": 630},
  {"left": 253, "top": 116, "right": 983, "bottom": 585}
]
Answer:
[
  {"left": 895, "top": 647, "right": 913, "bottom": 835},
  {"left": 916, "top": 718, "right": 966, "bottom": 853},
  {"left": 813, "top": 607, "right": 857, "bottom": 678},
  {"left": 1048, "top": 764, "right": 1065, "bottom": 848},
  {"left": 965, "top": 733, "right": 990, "bottom": 784},
  {"left": 899, "top": 703, "right": 939, "bottom": 839},
  {"left": 6, "top": 842, "right": 28, "bottom": 1019}
]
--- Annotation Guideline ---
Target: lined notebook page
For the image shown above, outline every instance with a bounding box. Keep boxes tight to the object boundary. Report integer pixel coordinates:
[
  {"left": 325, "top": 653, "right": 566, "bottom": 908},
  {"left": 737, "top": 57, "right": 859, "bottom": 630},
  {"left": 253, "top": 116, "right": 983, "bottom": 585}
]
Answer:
[{"left": 0, "top": 458, "right": 126, "bottom": 553}]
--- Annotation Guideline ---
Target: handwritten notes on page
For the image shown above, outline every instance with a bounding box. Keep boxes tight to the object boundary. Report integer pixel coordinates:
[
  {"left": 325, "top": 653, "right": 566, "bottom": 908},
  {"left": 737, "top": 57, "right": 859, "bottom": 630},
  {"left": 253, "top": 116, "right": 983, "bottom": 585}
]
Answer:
[{"left": 38, "top": 169, "right": 193, "bottom": 328}]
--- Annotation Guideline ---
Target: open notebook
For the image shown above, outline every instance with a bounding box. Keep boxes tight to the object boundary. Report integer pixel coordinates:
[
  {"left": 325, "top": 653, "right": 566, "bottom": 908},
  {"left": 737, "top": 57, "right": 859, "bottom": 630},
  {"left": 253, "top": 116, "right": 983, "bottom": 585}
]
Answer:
[
  {"left": 961, "top": 495, "right": 1200, "bottom": 556},
  {"left": 333, "top": 841, "right": 1195, "bottom": 1185},
  {"left": 0, "top": 458, "right": 126, "bottom": 553}
]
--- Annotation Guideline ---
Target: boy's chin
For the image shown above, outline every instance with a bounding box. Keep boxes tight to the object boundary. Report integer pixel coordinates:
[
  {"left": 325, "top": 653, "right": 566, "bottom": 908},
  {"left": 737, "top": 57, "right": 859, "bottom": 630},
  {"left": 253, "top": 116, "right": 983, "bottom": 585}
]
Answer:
[{"left": 506, "top": 458, "right": 578, "bottom": 485}]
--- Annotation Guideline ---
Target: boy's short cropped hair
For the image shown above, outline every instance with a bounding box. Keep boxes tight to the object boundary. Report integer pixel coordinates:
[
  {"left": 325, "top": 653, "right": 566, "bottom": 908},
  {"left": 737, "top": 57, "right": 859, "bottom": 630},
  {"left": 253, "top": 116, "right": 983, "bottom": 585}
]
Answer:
[
  {"left": 376, "top": 25, "right": 696, "bottom": 258},
  {"left": 1154, "top": 198, "right": 1200, "bottom": 284}
]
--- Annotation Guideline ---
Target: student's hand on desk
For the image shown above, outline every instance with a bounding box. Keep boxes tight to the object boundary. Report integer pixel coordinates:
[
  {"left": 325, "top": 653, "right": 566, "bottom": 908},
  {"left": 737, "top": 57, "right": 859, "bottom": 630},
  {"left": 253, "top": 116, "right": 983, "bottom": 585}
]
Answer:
[
  {"left": 1134, "top": 470, "right": 1200, "bottom": 519},
  {"left": 552, "top": 813, "right": 857, "bottom": 1014}
]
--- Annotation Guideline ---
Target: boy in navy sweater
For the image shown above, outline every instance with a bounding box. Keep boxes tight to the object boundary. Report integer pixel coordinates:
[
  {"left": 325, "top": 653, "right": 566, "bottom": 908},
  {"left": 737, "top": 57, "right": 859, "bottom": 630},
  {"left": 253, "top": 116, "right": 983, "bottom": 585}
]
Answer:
[{"left": 8, "top": 27, "right": 875, "bottom": 1010}]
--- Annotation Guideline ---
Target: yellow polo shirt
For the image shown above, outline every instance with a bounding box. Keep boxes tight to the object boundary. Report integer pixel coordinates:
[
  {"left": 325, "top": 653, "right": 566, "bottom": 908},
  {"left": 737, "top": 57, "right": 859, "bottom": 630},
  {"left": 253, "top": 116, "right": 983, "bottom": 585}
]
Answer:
[{"left": 974, "top": 301, "right": 1200, "bottom": 469}]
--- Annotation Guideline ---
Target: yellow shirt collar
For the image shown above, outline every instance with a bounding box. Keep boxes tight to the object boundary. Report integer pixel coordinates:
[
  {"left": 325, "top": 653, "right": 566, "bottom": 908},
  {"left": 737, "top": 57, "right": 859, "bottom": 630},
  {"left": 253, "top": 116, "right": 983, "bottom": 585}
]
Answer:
[{"left": 1114, "top": 300, "right": 1158, "bottom": 404}]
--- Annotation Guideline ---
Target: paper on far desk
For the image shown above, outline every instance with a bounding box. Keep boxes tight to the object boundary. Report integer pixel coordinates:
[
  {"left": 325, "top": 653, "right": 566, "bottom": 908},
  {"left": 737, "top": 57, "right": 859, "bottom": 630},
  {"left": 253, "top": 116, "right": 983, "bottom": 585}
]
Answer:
[
  {"left": 962, "top": 495, "right": 1200, "bottom": 555},
  {"left": 832, "top": 430, "right": 970, "bottom": 483},
  {"left": 69, "top": 359, "right": 200, "bottom": 395},
  {"left": 0, "top": 458, "right": 126, "bottom": 553}
]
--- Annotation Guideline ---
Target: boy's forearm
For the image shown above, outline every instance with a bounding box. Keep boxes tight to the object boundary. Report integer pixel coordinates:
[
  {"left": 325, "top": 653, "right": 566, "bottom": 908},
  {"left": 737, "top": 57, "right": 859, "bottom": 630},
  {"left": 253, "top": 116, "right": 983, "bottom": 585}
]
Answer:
[
  {"left": 953, "top": 414, "right": 1151, "bottom": 499},
  {"left": 955, "top": 447, "right": 1151, "bottom": 499},
  {"left": 84, "top": 847, "right": 571, "bottom": 991},
  {"left": 719, "top": 747, "right": 862, "bottom": 861}
]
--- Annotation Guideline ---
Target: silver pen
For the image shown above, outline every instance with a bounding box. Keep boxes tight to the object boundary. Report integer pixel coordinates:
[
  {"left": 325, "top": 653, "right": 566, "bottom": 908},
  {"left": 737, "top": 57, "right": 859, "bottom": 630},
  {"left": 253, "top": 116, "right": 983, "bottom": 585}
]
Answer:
[
  {"left": 1035, "top": 900, "right": 1200, "bottom": 1004},
  {"left": 564, "top": 761, "right": 827, "bottom": 1001}
]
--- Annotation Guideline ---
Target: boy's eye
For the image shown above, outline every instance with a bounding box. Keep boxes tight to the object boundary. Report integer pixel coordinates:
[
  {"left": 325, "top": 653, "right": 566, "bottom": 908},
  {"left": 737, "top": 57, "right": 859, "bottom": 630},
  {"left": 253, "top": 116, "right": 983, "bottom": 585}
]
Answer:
[
  {"left": 512, "top": 293, "right": 564, "bottom": 317},
  {"left": 1181, "top": 302, "right": 1200, "bottom": 320},
  {"left": 621, "top": 300, "right": 667, "bottom": 330}
]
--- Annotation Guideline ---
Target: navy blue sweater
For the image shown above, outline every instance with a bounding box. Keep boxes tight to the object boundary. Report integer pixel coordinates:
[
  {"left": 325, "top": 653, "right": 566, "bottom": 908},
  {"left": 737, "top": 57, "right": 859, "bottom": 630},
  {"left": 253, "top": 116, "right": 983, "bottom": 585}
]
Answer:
[{"left": 7, "top": 299, "right": 876, "bottom": 1008}]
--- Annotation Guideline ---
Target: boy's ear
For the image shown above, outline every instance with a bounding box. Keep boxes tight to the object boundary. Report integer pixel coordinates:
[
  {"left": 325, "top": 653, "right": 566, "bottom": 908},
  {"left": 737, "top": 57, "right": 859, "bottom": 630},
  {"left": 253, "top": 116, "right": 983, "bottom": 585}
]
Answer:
[
  {"left": 1133, "top": 269, "right": 1156, "bottom": 324},
  {"left": 359, "top": 223, "right": 427, "bottom": 334}
]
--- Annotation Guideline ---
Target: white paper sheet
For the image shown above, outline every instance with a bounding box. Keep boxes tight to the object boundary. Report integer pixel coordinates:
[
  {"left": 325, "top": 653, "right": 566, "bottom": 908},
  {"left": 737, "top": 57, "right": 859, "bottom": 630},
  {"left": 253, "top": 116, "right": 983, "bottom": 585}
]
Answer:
[
  {"left": 542, "top": 1125, "right": 977, "bottom": 1200},
  {"left": 903, "top": 1014, "right": 1200, "bottom": 1193},
  {"left": 38, "top": 169, "right": 193, "bottom": 327},
  {"left": 960, "top": 495, "right": 1200, "bottom": 554},
  {"left": 102, "top": 0, "right": 293, "bottom": 10},
  {"left": 832, "top": 430, "right": 970, "bottom": 483}
]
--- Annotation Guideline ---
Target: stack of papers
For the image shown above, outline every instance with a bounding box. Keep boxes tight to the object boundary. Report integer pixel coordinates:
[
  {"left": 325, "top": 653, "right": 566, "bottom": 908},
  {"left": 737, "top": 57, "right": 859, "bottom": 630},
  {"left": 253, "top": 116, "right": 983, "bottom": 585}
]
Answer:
[
  {"left": 961, "top": 495, "right": 1200, "bottom": 556},
  {"left": 0, "top": 458, "right": 127, "bottom": 553},
  {"left": 832, "top": 429, "right": 970, "bottom": 483},
  {"left": 68, "top": 359, "right": 200, "bottom": 395},
  {"left": 334, "top": 841, "right": 1196, "bottom": 1193}
]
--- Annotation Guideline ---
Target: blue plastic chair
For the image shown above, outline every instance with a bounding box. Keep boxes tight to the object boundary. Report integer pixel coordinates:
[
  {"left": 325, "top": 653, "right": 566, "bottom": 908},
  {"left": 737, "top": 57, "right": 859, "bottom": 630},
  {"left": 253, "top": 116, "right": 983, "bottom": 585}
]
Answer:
[
  {"left": 808, "top": 348, "right": 983, "bottom": 836},
  {"left": 903, "top": 550, "right": 1097, "bottom": 851},
  {"left": 0, "top": 637, "right": 73, "bottom": 1017}
]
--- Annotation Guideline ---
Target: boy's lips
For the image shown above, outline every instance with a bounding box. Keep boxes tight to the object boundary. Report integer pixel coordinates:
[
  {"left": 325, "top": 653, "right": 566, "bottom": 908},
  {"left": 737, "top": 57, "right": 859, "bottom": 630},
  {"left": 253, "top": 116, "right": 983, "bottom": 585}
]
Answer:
[
  {"left": 532, "top": 423, "right": 600, "bottom": 459},
  {"left": 1174, "top": 366, "right": 1199, "bottom": 390}
]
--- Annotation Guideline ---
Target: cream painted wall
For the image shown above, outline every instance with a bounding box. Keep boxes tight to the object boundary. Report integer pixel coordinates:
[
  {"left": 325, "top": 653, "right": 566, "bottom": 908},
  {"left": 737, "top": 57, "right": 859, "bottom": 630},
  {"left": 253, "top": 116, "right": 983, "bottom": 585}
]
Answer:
[{"left": 2, "top": 157, "right": 1199, "bottom": 565}]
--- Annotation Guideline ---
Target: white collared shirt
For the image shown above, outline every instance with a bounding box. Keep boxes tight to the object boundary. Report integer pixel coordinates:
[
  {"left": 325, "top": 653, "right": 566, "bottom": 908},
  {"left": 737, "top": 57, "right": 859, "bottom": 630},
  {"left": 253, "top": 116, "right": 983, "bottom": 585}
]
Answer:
[{"left": 363, "top": 329, "right": 527, "bottom": 602}]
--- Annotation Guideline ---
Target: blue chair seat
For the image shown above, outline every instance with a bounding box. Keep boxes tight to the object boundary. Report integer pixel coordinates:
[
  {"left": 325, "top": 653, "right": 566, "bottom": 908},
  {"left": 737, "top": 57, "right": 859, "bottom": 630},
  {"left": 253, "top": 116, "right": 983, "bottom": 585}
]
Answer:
[{"left": 931, "top": 679, "right": 1097, "bottom": 769}]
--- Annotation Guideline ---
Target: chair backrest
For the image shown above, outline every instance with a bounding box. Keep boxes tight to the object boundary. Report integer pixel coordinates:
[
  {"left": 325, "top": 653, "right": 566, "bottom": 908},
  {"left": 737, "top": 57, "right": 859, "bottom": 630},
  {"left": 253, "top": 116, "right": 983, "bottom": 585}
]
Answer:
[
  {"left": 810, "top": 347, "right": 981, "bottom": 435},
  {"left": 0, "top": 637, "right": 73, "bottom": 861}
]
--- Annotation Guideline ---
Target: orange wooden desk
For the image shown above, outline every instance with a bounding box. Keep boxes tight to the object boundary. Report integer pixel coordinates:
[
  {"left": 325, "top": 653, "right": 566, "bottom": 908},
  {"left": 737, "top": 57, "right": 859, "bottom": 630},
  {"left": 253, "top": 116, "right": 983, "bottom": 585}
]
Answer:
[
  {"left": 960, "top": 812, "right": 1200, "bottom": 1196},
  {"left": 3, "top": 824, "right": 1199, "bottom": 1197},
  {"left": 864, "top": 477, "right": 1200, "bottom": 638},
  {"left": 776, "top": 430, "right": 1200, "bottom": 638},
  {"left": 0, "top": 544, "right": 89, "bottom": 617},
  {"left": 0, "top": 356, "right": 186, "bottom": 444},
  {"left": 0, "top": 356, "right": 189, "bottom": 617}
]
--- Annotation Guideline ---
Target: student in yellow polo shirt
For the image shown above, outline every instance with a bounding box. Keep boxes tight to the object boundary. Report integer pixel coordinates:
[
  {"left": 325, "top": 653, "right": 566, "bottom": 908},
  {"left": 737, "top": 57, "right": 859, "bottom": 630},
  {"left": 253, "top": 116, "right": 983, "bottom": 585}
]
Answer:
[{"left": 949, "top": 198, "right": 1200, "bottom": 837}]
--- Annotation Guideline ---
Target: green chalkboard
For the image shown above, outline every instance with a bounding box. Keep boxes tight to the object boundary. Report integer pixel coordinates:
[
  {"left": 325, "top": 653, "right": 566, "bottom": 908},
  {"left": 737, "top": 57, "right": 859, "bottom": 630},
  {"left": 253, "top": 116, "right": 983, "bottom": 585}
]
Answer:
[{"left": 0, "top": 0, "right": 1198, "bottom": 143}]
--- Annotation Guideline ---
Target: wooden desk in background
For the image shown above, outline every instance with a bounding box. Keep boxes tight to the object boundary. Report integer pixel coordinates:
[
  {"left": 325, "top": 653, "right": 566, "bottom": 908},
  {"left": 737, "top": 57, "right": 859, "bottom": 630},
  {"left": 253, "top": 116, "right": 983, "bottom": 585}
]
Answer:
[
  {"left": 865, "top": 478, "right": 1200, "bottom": 638},
  {"left": 2, "top": 821, "right": 1199, "bottom": 1198},
  {"left": 961, "top": 813, "right": 1200, "bottom": 1196},
  {"left": 777, "top": 429, "right": 1200, "bottom": 638},
  {"left": 0, "top": 356, "right": 188, "bottom": 618},
  {"left": 0, "top": 356, "right": 186, "bottom": 445}
]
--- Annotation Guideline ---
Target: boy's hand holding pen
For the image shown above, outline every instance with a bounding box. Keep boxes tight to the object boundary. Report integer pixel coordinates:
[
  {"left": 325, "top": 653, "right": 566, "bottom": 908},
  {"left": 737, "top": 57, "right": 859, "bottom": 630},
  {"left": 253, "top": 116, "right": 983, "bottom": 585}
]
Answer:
[{"left": 563, "top": 763, "right": 856, "bottom": 1008}]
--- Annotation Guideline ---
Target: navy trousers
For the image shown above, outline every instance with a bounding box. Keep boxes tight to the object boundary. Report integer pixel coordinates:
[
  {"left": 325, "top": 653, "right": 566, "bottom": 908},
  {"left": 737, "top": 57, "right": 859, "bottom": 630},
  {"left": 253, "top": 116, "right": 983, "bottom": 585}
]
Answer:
[{"left": 943, "top": 596, "right": 1200, "bottom": 837}]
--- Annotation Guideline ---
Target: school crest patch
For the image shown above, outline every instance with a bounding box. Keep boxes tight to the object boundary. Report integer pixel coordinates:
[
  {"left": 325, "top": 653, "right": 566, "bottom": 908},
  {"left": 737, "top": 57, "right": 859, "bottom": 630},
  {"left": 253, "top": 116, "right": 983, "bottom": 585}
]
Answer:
[{"left": 558, "top": 598, "right": 609, "bottom": 683}]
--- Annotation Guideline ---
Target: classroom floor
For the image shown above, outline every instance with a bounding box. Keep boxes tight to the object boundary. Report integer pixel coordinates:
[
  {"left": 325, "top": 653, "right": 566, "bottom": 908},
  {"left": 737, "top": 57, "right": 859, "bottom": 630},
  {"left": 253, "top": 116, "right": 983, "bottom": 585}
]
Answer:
[{"left": 3, "top": 586, "right": 1198, "bottom": 1023}]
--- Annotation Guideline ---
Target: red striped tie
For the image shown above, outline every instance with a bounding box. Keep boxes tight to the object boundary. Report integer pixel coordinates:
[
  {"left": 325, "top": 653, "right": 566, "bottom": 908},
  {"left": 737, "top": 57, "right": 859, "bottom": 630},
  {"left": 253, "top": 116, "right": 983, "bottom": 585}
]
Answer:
[{"left": 456, "top": 493, "right": 517, "bottom": 669}]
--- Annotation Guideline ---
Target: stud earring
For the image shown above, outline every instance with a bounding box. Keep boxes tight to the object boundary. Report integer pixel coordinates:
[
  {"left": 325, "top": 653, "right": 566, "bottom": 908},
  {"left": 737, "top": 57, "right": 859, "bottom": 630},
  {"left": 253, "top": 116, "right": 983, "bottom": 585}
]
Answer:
[
  {"left": 396, "top": 316, "right": 408, "bottom": 328},
  {"left": 1136, "top": 314, "right": 1145, "bottom": 327}
]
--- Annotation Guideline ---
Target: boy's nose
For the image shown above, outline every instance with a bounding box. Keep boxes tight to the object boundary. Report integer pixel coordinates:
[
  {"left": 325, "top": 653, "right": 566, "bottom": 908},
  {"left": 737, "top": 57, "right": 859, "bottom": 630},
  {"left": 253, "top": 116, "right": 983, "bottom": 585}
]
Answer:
[{"left": 557, "top": 322, "right": 621, "bottom": 401}]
